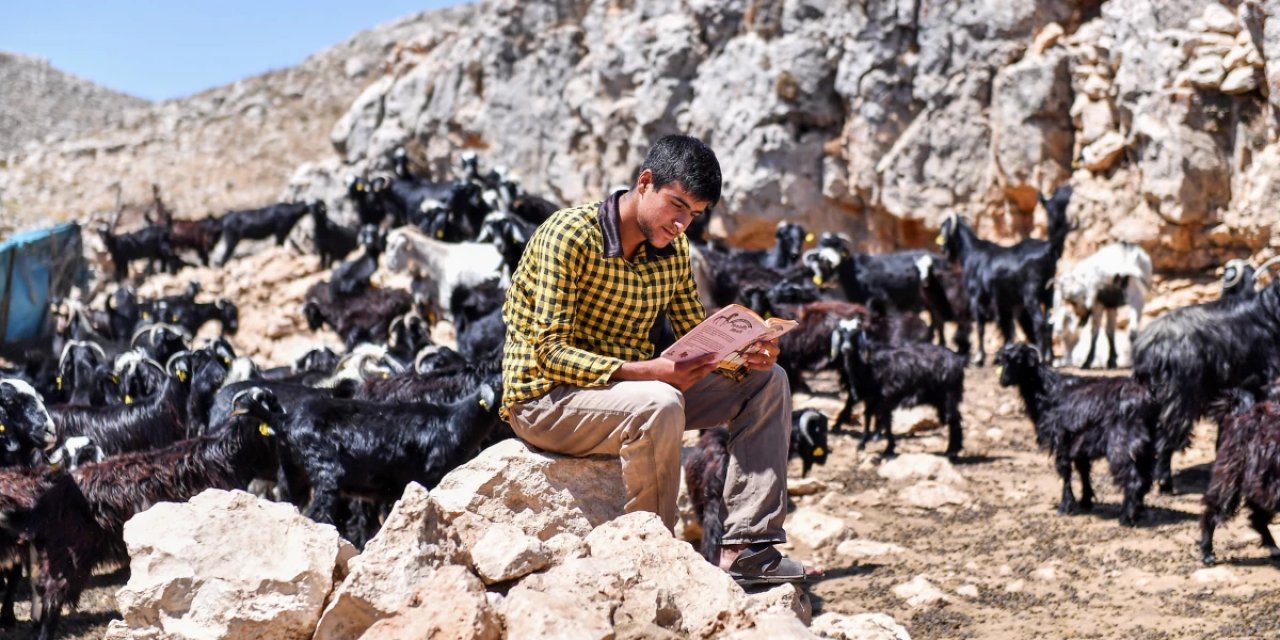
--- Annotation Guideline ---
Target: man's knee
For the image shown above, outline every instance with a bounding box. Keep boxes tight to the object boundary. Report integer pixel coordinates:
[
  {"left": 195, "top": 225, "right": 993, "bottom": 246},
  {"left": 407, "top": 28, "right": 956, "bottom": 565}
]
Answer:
[{"left": 629, "top": 381, "right": 686, "bottom": 416}]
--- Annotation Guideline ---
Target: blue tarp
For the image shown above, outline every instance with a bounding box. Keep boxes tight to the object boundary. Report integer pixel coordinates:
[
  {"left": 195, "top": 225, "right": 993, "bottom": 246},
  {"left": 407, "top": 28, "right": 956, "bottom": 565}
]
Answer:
[{"left": 0, "top": 223, "right": 86, "bottom": 349}]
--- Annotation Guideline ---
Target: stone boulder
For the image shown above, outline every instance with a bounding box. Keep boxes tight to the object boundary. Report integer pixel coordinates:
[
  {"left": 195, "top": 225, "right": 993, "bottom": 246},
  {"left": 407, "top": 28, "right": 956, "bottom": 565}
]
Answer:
[
  {"left": 313, "top": 484, "right": 469, "bottom": 640},
  {"left": 502, "top": 512, "right": 764, "bottom": 639},
  {"left": 359, "top": 565, "right": 502, "bottom": 640},
  {"left": 114, "top": 490, "right": 356, "bottom": 640},
  {"left": 876, "top": 453, "right": 966, "bottom": 486},
  {"left": 990, "top": 47, "right": 1073, "bottom": 211},
  {"left": 810, "top": 612, "right": 912, "bottom": 640},
  {"left": 430, "top": 438, "right": 627, "bottom": 549}
]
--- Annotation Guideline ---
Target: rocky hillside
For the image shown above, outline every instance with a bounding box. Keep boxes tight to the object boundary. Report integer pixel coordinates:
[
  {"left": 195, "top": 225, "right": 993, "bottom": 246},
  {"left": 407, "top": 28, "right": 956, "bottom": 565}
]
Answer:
[
  {"left": 0, "top": 6, "right": 466, "bottom": 235},
  {"left": 5, "top": 0, "right": 1280, "bottom": 272},
  {"left": 0, "top": 52, "right": 148, "bottom": 157}
]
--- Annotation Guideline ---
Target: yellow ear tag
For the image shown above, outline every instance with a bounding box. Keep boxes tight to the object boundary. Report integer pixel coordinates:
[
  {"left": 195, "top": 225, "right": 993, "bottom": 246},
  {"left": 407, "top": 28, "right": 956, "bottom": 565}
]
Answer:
[
  {"left": 142, "top": 312, "right": 150, "bottom": 320},
  {"left": 996, "top": 365, "right": 1003, "bottom": 376},
  {"left": 812, "top": 275, "right": 823, "bottom": 286},
  {"left": 479, "top": 398, "right": 489, "bottom": 410},
  {"left": 111, "top": 374, "right": 120, "bottom": 384},
  {"left": 177, "top": 370, "right": 188, "bottom": 382},
  {"left": 805, "top": 233, "right": 815, "bottom": 243},
  {"left": 125, "top": 395, "right": 134, "bottom": 405},
  {"left": 813, "top": 447, "right": 825, "bottom": 457},
  {"left": 0, "top": 424, "right": 6, "bottom": 433},
  {"left": 259, "top": 423, "right": 272, "bottom": 437},
  {"left": 56, "top": 376, "right": 63, "bottom": 390},
  {"left": 356, "top": 184, "right": 364, "bottom": 192},
  {"left": 436, "top": 230, "right": 445, "bottom": 239},
  {"left": 935, "top": 235, "right": 945, "bottom": 246}
]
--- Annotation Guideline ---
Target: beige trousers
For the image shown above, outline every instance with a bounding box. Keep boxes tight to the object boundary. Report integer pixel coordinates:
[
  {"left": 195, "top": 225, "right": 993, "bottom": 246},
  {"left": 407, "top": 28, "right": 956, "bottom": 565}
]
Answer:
[{"left": 506, "top": 365, "right": 791, "bottom": 544}]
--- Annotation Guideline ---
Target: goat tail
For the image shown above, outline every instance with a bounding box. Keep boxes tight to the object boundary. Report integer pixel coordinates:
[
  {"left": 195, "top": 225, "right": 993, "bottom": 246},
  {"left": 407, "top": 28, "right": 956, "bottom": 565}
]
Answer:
[{"left": 685, "top": 427, "right": 730, "bottom": 564}]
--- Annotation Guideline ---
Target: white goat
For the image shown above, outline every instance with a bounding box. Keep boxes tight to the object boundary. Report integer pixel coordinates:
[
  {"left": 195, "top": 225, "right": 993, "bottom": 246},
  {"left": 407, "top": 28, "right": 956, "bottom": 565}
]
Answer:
[
  {"left": 1049, "top": 242, "right": 1152, "bottom": 369},
  {"left": 384, "top": 227, "right": 502, "bottom": 319}
]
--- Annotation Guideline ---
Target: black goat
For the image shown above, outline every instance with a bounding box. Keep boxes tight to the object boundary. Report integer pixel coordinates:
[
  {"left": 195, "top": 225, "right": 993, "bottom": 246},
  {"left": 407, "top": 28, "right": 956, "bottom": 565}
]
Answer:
[
  {"left": 311, "top": 200, "right": 360, "bottom": 270},
  {"left": 806, "top": 233, "right": 966, "bottom": 354},
  {"left": 1199, "top": 389, "right": 1280, "bottom": 565},
  {"left": 773, "top": 300, "right": 866, "bottom": 394},
  {"left": 790, "top": 408, "right": 829, "bottom": 477},
  {"left": 303, "top": 282, "right": 414, "bottom": 350},
  {"left": 329, "top": 225, "right": 383, "bottom": 298},
  {"left": 218, "top": 201, "right": 315, "bottom": 265},
  {"left": 347, "top": 175, "right": 389, "bottom": 228},
  {"left": 16, "top": 387, "right": 282, "bottom": 640},
  {"left": 995, "top": 343, "right": 1155, "bottom": 526},
  {"left": 1133, "top": 280, "right": 1280, "bottom": 494},
  {"left": 831, "top": 317, "right": 965, "bottom": 459},
  {"left": 0, "top": 378, "right": 58, "bottom": 469},
  {"left": 937, "top": 185, "right": 1072, "bottom": 364},
  {"left": 97, "top": 223, "right": 177, "bottom": 282},
  {"left": 280, "top": 382, "right": 501, "bottom": 530},
  {"left": 54, "top": 341, "right": 108, "bottom": 406},
  {"left": 49, "top": 358, "right": 187, "bottom": 456}
]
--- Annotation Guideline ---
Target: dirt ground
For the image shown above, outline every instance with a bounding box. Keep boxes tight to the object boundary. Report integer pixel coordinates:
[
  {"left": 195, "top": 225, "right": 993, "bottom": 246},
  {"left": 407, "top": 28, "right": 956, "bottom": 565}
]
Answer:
[
  {"left": 15, "top": 364, "right": 1276, "bottom": 640},
  {"left": 787, "top": 366, "right": 1280, "bottom": 640}
]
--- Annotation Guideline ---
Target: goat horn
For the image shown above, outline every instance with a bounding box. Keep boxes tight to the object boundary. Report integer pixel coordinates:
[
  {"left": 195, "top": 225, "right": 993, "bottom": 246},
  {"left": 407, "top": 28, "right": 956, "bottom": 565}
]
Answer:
[{"left": 1255, "top": 255, "right": 1280, "bottom": 278}]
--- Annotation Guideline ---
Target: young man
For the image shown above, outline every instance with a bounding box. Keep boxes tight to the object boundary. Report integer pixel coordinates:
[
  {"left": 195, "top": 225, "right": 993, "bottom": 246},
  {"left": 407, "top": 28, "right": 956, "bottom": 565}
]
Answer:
[{"left": 500, "top": 135, "right": 817, "bottom": 584}]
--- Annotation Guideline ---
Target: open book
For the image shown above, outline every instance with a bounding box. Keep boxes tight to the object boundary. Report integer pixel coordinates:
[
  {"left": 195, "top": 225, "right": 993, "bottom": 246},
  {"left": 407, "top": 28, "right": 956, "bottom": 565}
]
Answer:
[{"left": 660, "top": 303, "right": 799, "bottom": 371}]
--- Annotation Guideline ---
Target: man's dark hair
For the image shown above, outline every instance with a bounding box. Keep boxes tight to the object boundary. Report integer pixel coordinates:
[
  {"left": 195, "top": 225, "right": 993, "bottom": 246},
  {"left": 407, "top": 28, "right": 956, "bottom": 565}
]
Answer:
[{"left": 640, "top": 135, "right": 722, "bottom": 208}]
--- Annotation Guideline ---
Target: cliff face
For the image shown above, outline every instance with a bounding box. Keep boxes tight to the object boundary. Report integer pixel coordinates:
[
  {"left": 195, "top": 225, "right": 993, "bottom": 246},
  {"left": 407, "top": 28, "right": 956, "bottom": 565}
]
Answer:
[{"left": 6, "top": 0, "right": 1280, "bottom": 272}]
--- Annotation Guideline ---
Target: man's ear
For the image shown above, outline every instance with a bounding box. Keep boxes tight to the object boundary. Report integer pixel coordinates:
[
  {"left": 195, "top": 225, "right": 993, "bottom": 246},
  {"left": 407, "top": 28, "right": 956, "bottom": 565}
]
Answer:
[{"left": 636, "top": 169, "right": 652, "bottom": 194}]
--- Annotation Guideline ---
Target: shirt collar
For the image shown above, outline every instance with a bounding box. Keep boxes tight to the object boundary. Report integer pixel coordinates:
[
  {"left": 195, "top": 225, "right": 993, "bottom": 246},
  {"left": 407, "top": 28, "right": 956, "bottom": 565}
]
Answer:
[{"left": 597, "top": 189, "right": 677, "bottom": 259}]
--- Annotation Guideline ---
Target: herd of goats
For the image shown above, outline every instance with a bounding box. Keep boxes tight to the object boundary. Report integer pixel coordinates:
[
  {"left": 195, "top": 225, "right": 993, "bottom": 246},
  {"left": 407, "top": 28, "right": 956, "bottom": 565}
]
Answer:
[{"left": 0, "top": 148, "right": 1279, "bottom": 637}]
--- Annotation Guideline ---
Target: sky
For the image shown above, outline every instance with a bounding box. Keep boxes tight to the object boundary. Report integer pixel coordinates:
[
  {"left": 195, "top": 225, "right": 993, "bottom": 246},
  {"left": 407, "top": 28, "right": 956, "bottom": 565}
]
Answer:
[{"left": 2, "top": 1, "right": 464, "bottom": 101}]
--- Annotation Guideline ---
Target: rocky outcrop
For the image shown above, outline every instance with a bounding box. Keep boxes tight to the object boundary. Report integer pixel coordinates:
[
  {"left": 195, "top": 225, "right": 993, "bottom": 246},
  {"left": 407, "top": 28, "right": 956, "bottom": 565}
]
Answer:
[
  {"left": 111, "top": 439, "right": 887, "bottom": 638},
  {"left": 113, "top": 490, "right": 356, "bottom": 640}
]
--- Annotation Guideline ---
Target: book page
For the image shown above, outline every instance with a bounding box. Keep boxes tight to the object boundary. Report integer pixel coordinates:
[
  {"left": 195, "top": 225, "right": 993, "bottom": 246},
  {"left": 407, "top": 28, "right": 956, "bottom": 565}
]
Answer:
[
  {"left": 661, "top": 304, "right": 767, "bottom": 364},
  {"left": 714, "top": 317, "right": 798, "bottom": 371}
]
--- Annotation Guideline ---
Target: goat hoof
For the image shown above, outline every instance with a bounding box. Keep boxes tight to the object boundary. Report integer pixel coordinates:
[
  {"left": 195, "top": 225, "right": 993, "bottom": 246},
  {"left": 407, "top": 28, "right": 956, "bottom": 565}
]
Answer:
[
  {"left": 1058, "top": 502, "right": 1076, "bottom": 515},
  {"left": 1157, "top": 482, "right": 1176, "bottom": 496},
  {"left": 1120, "top": 515, "right": 1137, "bottom": 527},
  {"left": 879, "top": 451, "right": 898, "bottom": 461},
  {"left": 1201, "top": 553, "right": 1217, "bottom": 566},
  {"left": 856, "top": 442, "right": 868, "bottom": 451}
]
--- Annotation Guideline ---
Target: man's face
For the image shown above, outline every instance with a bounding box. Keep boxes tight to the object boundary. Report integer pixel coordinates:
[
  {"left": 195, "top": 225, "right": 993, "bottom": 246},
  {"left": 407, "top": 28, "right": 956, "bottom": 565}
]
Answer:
[{"left": 636, "top": 173, "right": 711, "bottom": 248}]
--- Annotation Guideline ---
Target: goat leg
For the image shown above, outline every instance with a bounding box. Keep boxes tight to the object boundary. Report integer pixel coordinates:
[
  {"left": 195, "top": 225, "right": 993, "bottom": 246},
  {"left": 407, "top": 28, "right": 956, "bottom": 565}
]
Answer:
[
  {"left": 1082, "top": 309, "right": 1100, "bottom": 369},
  {"left": 1105, "top": 309, "right": 1119, "bottom": 369},
  {"left": 1199, "top": 515, "right": 1219, "bottom": 565},
  {"left": 1155, "top": 449, "right": 1176, "bottom": 495},
  {"left": 857, "top": 406, "right": 874, "bottom": 452},
  {"left": 1247, "top": 502, "right": 1280, "bottom": 561},
  {"left": 879, "top": 409, "right": 897, "bottom": 460},
  {"left": 1056, "top": 455, "right": 1077, "bottom": 514},
  {"left": 1074, "top": 458, "right": 1094, "bottom": 512},
  {"left": 0, "top": 565, "right": 17, "bottom": 628},
  {"left": 971, "top": 303, "right": 987, "bottom": 367},
  {"left": 944, "top": 401, "right": 963, "bottom": 461}
]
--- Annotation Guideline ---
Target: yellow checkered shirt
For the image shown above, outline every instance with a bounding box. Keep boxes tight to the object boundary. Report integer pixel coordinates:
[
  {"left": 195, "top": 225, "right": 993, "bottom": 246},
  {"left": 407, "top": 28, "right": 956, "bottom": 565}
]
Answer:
[{"left": 500, "top": 198, "right": 705, "bottom": 418}]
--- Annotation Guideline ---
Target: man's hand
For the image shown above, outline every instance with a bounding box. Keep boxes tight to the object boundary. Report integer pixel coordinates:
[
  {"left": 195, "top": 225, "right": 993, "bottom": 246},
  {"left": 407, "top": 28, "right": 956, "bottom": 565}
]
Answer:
[
  {"left": 612, "top": 353, "right": 719, "bottom": 391},
  {"left": 744, "top": 339, "right": 780, "bottom": 371}
]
